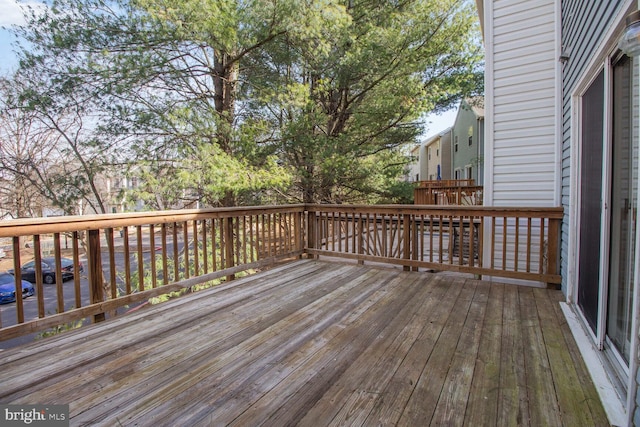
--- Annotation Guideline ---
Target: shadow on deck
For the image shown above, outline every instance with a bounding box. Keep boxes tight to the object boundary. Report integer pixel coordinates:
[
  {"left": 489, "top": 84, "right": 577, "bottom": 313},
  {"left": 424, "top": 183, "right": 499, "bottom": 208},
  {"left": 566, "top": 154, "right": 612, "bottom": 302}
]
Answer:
[{"left": 0, "top": 260, "right": 609, "bottom": 426}]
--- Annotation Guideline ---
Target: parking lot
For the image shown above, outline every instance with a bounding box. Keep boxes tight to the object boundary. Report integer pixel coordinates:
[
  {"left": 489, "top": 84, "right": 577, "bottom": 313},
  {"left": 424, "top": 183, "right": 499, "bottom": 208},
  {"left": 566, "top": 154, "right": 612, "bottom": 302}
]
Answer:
[{"left": 0, "top": 231, "right": 183, "bottom": 349}]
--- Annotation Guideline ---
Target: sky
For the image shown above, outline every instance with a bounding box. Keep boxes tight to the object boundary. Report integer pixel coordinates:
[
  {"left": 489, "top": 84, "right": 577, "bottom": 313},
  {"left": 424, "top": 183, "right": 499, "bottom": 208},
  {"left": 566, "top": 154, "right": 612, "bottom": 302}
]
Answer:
[
  {"left": 421, "top": 107, "right": 457, "bottom": 141},
  {"left": 0, "top": 0, "right": 32, "bottom": 74},
  {"left": 0, "top": 0, "right": 458, "bottom": 140}
]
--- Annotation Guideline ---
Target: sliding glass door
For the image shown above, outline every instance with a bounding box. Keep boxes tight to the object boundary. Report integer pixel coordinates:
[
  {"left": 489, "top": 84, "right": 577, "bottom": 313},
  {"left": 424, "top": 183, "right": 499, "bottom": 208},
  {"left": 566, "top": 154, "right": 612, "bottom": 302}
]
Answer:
[
  {"left": 577, "top": 70, "right": 604, "bottom": 335},
  {"left": 577, "top": 53, "right": 638, "bottom": 378},
  {"left": 607, "top": 54, "right": 637, "bottom": 366}
]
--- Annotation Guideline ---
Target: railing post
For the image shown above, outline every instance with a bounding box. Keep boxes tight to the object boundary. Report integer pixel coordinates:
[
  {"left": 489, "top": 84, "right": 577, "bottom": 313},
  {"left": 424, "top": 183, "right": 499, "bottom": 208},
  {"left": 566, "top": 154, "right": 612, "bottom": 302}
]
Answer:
[
  {"left": 306, "top": 210, "right": 317, "bottom": 259},
  {"left": 53, "top": 233, "right": 64, "bottom": 314},
  {"left": 403, "top": 214, "right": 411, "bottom": 271},
  {"left": 88, "top": 229, "right": 105, "bottom": 323},
  {"left": 295, "top": 210, "right": 303, "bottom": 258},
  {"left": 547, "top": 218, "right": 561, "bottom": 289},
  {"left": 224, "top": 217, "right": 235, "bottom": 281}
]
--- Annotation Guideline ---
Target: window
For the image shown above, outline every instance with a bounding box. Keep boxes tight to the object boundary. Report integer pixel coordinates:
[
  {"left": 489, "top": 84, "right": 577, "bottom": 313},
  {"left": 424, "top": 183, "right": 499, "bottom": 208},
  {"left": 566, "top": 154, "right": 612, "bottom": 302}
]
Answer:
[
  {"left": 436, "top": 148, "right": 439, "bottom": 156},
  {"left": 454, "top": 136, "right": 458, "bottom": 152},
  {"left": 468, "top": 136, "right": 473, "bottom": 146},
  {"left": 454, "top": 169, "right": 461, "bottom": 179},
  {"left": 428, "top": 147, "right": 431, "bottom": 160},
  {"left": 465, "top": 165, "right": 472, "bottom": 179}
]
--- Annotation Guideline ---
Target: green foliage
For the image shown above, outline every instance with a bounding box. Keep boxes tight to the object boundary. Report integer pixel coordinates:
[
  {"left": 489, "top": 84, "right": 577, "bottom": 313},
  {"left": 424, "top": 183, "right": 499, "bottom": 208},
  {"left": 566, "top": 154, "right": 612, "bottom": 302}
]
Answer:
[
  {"left": 7, "top": 0, "right": 483, "bottom": 209},
  {"left": 250, "top": 0, "right": 483, "bottom": 202},
  {"left": 36, "top": 317, "right": 84, "bottom": 339}
]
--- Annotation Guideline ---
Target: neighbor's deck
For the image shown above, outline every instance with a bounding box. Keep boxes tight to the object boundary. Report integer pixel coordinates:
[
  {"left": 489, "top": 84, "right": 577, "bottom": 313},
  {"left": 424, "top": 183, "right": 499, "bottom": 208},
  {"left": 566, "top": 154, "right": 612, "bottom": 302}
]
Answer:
[{"left": 0, "top": 260, "right": 608, "bottom": 426}]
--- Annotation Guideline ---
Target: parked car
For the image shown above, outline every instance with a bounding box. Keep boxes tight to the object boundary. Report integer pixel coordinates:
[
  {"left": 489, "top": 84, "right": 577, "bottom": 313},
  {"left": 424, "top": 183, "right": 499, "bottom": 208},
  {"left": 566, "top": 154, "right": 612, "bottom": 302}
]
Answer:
[
  {"left": 10, "top": 257, "right": 84, "bottom": 285},
  {"left": 0, "top": 272, "right": 34, "bottom": 304}
]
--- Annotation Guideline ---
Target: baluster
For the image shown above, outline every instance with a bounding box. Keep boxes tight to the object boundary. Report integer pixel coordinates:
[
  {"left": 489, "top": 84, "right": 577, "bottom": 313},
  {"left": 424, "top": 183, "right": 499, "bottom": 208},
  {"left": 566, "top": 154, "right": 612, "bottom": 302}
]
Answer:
[
  {"left": 53, "top": 233, "right": 64, "bottom": 314},
  {"left": 137, "top": 226, "right": 145, "bottom": 290},
  {"left": 150, "top": 224, "right": 157, "bottom": 288},
  {"left": 12, "top": 236, "right": 23, "bottom": 324},
  {"left": 123, "top": 226, "right": 132, "bottom": 295}
]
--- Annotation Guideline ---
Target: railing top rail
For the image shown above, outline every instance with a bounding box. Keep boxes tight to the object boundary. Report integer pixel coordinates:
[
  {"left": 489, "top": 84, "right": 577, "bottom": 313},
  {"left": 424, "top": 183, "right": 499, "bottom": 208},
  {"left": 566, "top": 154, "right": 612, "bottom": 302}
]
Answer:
[
  {"left": 0, "top": 203, "right": 564, "bottom": 238},
  {"left": 415, "top": 185, "right": 484, "bottom": 191},
  {"left": 306, "top": 204, "right": 564, "bottom": 218},
  {"left": 0, "top": 204, "right": 306, "bottom": 237},
  {"left": 417, "top": 179, "right": 476, "bottom": 188}
]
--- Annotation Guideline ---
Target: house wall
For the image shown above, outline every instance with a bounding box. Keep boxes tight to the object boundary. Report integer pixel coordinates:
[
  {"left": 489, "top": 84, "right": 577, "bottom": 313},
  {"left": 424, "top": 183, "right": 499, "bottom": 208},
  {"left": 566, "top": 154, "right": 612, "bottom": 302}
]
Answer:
[
  {"left": 440, "top": 130, "right": 453, "bottom": 180},
  {"left": 406, "top": 146, "right": 421, "bottom": 182},
  {"left": 425, "top": 139, "right": 441, "bottom": 180},
  {"left": 483, "top": 0, "right": 640, "bottom": 422},
  {"left": 560, "top": 0, "right": 629, "bottom": 289},
  {"left": 420, "top": 128, "right": 452, "bottom": 181},
  {"left": 483, "top": 0, "right": 559, "bottom": 207},
  {"left": 419, "top": 144, "right": 428, "bottom": 180},
  {"left": 559, "top": 1, "right": 636, "bottom": 424},
  {"left": 452, "top": 100, "right": 482, "bottom": 183}
]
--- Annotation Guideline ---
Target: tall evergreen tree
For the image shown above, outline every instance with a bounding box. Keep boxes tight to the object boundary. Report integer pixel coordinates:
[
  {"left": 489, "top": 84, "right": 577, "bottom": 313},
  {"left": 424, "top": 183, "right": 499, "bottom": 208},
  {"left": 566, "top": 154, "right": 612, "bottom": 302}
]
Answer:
[
  {"left": 8, "top": 0, "right": 482, "bottom": 208},
  {"left": 251, "top": 0, "right": 483, "bottom": 203}
]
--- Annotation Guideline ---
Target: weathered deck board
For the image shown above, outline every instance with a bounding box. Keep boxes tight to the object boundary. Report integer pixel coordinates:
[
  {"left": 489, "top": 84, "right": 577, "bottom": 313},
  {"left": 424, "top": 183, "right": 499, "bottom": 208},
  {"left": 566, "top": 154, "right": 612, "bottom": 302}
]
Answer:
[
  {"left": 541, "top": 288, "right": 610, "bottom": 426},
  {"left": 0, "top": 259, "right": 609, "bottom": 426},
  {"left": 519, "top": 287, "right": 562, "bottom": 426},
  {"left": 464, "top": 281, "right": 503, "bottom": 425},
  {"left": 498, "top": 284, "right": 530, "bottom": 426}
]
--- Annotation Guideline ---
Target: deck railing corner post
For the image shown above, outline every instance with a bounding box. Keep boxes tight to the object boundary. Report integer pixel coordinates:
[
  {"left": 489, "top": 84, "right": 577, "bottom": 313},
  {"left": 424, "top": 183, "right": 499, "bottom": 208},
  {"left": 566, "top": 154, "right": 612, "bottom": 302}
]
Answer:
[{"left": 546, "top": 217, "right": 561, "bottom": 289}]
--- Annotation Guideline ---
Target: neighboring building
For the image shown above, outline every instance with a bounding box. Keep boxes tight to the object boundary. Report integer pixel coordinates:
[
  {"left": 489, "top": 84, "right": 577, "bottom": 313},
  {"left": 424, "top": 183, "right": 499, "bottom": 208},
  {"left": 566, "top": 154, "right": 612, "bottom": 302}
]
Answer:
[
  {"left": 418, "top": 127, "right": 452, "bottom": 181},
  {"left": 451, "top": 98, "right": 484, "bottom": 184},
  {"left": 479, "top": 0, "right": 639, "bottom": 424},
  {"left": 425, "top": 139, "right": 439, "bottom": 181},
  {"left": 106, "top": 174, "right": 145, "bottom": 214},
  {"left": 439, "top": 128, "right": 452, "bottom": 181},
  {"left": 405, "top": 144, "right": 421, "bottom": 182}
]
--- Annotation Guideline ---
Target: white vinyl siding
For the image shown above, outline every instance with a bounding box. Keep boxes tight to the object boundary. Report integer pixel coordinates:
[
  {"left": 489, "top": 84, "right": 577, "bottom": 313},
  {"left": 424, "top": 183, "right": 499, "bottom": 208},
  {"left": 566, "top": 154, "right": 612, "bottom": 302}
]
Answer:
[{"left": 485, "top": 0, "right": 558, "bottom": 207}]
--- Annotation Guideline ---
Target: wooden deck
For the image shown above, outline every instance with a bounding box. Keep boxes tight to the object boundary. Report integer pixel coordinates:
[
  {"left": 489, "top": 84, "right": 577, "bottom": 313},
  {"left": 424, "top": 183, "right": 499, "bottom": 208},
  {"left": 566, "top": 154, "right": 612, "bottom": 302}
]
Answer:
[{"left": 0, "top": 260, "right": 609, "bottom": 426}]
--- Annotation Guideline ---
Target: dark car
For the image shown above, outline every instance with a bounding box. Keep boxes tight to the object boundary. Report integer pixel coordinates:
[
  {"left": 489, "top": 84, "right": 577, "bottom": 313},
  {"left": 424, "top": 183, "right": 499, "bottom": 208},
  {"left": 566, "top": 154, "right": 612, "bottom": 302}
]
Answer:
[
  {"left": 12, "top": 257, "right": 84, "bottom": 285},
  {"left": 0, "top": 272, "right": 34, "bottom": 304}
]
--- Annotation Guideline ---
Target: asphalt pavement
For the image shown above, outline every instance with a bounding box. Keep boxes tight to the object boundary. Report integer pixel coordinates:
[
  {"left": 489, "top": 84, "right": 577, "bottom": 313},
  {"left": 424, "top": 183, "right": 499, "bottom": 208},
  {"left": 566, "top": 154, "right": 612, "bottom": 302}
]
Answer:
[{"left": 0, "top": 234, "right": 182, "bottom": 350}]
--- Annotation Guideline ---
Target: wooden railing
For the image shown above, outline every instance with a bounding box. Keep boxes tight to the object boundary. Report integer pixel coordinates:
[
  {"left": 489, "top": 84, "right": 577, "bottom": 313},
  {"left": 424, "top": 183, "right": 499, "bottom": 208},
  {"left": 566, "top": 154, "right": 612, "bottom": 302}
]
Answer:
[
  {"left": 0, "top": 204, "right": 562, "bottom": 341},
  {"left": 0, "top": 206, "right": 305, "bottom": 340},
  {"left": 414, "top": 185, "right": 483, "bottom": 205},
  {"left": 306, "top": 204, "right": 561, "bottom": 284},
  {"left": 416, "top": 179, "right": 476, "bottom": 188}
]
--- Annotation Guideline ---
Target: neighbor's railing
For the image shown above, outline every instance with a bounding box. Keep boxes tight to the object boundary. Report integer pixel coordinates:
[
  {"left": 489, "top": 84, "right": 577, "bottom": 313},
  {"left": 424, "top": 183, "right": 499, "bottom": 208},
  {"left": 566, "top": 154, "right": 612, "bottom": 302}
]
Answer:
[
  {"left": 0, "top": 203, "right": 562, "bottom": 341},
  {"left": 417, "top": 179, "right": 476, "bottom": 187},
  {"left": 0, "top": 205, "right": 305, "bottom": 340},
  {"left": 414, "top": 180, "right": 483, "bottom": 205},
  {"left": 414, "top": 185, "right": 484, "bottom": 205},
  {"left": 305, "top": 204, "right": 562, "bottom": 285}
]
